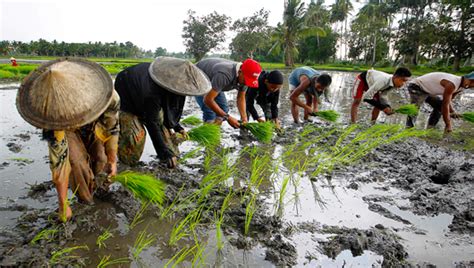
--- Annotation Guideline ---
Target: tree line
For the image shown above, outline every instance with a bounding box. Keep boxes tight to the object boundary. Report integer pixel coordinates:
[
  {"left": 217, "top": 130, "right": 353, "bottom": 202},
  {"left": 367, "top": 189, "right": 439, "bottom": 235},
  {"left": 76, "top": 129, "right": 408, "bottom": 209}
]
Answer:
[{"left": 182, "top": 0, "right": 472, "bottom": 71}]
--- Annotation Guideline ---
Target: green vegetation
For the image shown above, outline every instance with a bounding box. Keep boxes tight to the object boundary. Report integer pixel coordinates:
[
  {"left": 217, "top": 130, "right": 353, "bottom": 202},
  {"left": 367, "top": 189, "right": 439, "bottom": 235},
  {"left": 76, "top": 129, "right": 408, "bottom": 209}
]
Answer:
[
  {"left": 97, "top": 255, "right": 130, "bottom": 268},
  {"left": 462, "top": 112, "right": 474, "bottom": 123},
  {"left": 242, "top": 122, "right": 274, "bottom": 143},
  {"left": 395, "top": 104, "right": 419, "bottom": 116},
  {"left": 313, "top": 110, "right": 340, "bottom": 122},
  {"left": 96, "top": 229, "right": 113, "bottom": 249},
  {"left": 181, "top": 115, "right": 203, "bottom": 126},
  {"left": 129, "top": 202, "right": 150, "bottom": 230},
  {"left": 49, "top": 245, "right": 89, "bottom": 266},
  {"left": 132, "top": 229, "right": 156, "bottom": 260},
  {"left": 188, "top": 124, "right": 221, "bottom": 147},
  {"left": 8, "top": 157, "right": 34, "bottom": 164},
  {"left": 30, "top": 228, "right": 58, "bottom": 245},
  {"left": 113, "top": 171, "right": 166, "bottom": 206}
]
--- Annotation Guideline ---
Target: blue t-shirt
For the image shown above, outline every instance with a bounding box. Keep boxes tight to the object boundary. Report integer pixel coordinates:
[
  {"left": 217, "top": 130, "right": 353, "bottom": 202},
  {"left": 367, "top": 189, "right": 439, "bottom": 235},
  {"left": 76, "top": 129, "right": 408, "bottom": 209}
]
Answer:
[{"left": 288, "top": 67, "right": 320, "bottom": 88}]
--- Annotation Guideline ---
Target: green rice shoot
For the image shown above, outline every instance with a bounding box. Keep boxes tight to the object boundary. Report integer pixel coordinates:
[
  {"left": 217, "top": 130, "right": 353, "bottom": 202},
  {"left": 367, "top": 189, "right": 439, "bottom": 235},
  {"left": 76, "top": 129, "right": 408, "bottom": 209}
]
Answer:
[
  {"left": 132, "top": 230, "right": 156, "bottom": 260},
  {"left": 30, "top": 228, "right": 58, "bottom": 245},
  {"left": 181, "top": 115, "right": 203, "bottom": 126},
  {"left": 395, "top": 104, "right": 419, "bottom": 116},
  {"left": 97, "top": 255, "right": 129, "bottom": 268},
  {"left": 113, "top": 171, "right": 166, "bottom": 206},
  {"left": 243, "top": 122, "right": 274, "bottom": 143},
  {"left": 188, "top": 124, "right": 221, "bottom": 147},
  {"left": 96, "top": 229, "right": 113, "bottom": 249},
  {"left": 462, "top": 112, "right": 474, "bottom": 123},
  {"left": 314, "top": 110, "right": 340, "bottom": 122},
  {"left": 49, "top": 245, "right": 89, "bottom": 265}
]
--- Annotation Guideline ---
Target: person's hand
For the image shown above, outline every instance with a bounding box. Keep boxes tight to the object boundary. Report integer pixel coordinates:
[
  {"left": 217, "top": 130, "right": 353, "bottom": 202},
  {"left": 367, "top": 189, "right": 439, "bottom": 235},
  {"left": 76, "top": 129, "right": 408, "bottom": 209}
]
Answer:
[
  {"left": 383, "top": 107, "right": 394, "bottom": 115},
  {"left": 450, "top": 113, "right": 462, "bottom": 119},
  {"left": 257, "top": 117, "right": 266, "bottom": 123},
  {"left": 179, "top": 129, "right": 189, "bottom": 140},
  {"left": 166, "top": 156, "right": 178, "bottom": 169},
  {"left": 59, "top": 205, "right": 72, "bottom": 223},
  {"left": 444, "top": 125, "right": 453, "bottom": 134},
  {"left": 107, "top": 162, "right": 117, "bottom": 177},
  {"left": 272, "top": 118, "right": 281, "bottom": 129},
  {"left": 305, "top": 107, "right": 314, "bottom": 115},
  {"left": 227, "top": 116, "right": 241, "bottom": 129}
]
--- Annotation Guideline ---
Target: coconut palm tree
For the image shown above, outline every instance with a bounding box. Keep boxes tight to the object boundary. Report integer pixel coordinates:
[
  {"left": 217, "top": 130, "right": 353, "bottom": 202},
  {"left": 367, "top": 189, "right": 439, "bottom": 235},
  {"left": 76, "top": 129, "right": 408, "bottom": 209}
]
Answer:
[
  {"left": 330, "top": 0, "right": 353, "bottom": 60},
  {"left": 269, "top": 0, "right": 325, "bottom": 66}
]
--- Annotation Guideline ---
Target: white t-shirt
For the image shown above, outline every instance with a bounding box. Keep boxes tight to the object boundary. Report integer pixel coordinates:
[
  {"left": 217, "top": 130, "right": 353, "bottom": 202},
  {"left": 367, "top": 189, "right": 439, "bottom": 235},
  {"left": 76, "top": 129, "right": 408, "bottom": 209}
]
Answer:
[{"left": 414, "top": 72, "right": 462, "bottom": 96}]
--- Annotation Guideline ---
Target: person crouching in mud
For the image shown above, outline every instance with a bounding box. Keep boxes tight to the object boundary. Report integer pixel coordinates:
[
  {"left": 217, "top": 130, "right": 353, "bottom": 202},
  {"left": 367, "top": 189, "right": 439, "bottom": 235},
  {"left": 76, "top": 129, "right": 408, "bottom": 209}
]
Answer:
[
  {"left": 114, "top": 57, "right": 211, "bottom": 168},
  {"left": 16, "top": 58, "right": 120, "bottom": 222},
  {"left": 288, "top": 66, "right": 332, "bottom": 124},
  {"left": 406, "top": 71, "right": 474, "bottom": 133},
  {"left": 246, "top": 70, "right": 284, "bottom": 129}
]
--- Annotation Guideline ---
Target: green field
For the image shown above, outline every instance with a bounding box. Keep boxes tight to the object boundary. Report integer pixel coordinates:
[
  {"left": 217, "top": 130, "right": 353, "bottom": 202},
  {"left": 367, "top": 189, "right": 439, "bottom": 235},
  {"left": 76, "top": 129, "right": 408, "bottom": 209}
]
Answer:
[{"left": 1, "top": 57, "right": 472, "bottom": 81}]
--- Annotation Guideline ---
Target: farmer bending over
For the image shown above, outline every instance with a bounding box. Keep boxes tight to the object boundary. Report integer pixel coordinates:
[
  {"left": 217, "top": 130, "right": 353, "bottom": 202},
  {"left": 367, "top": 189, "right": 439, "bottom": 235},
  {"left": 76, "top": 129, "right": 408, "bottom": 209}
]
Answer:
[
  {"left": 114, "top": 57, "right": 211, "bottom": 168},
  {"left": 288, "top": 67, "right": 332, "bottom": 124},
  {"left": 351, "top": 68, "right": 412, "bottom": 123},
  {"left": 406, "top": 72, "right": 474, "bottom": 133},
  {"left": 246, "top": 70, "right": 284, "bottom": 129},
  {"left": 195, "top": 58, "right": 262, "bottom": 128},
  {"left": 16, "top": 58, "right": 120, "bottom": 222}
]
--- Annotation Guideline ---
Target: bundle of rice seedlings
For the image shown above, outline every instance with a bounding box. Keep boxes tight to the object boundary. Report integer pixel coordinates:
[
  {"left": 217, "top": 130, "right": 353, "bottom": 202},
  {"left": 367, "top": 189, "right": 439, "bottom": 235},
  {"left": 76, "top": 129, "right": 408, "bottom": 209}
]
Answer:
[
  {"left": 113, "top": 171, "right": 166, "bottom": 205},
  {"left": 395, "top": 104, "right": 419, "bottom": 116},
  {"left": 462, "top": 112, "right": 474, "bottom": 123},
  {"left": 188, "top": 124, "right": 221, "bottom": 147},
  {"left": 313, "top": 110, "right": 340, "bottom": 122},
  {"left": 181, "top": 115, "right": 202, "bottom": 126},
  {"left": 242, "top": 122, "right": 274, "bottom": 143}
]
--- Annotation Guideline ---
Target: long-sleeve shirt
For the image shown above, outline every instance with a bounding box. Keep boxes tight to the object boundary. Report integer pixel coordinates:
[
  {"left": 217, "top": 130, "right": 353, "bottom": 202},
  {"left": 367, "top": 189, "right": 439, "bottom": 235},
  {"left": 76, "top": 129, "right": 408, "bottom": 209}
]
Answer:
[
  {"left": 114, "top": 63, "right": 185, "bottom": 159},
  {"left": 361, "top": 69, "right": 394, "bottom": 105},
  {"left": 246, "top": 71, "right": 280, "bottom": 120}
]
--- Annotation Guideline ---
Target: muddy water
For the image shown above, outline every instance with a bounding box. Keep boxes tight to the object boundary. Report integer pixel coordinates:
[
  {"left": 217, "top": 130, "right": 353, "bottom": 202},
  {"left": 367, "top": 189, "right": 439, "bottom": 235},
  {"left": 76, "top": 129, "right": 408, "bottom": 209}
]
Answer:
[{"left": 1, "top": 71, "right": 473, "bottom": 267}]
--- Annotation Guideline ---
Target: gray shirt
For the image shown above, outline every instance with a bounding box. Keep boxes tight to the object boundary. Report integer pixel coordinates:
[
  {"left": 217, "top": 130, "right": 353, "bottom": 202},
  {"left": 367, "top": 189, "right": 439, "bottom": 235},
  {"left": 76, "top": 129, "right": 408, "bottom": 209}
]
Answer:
[{"left": 196, "top": 58, "right": 246, "bottom": 93}]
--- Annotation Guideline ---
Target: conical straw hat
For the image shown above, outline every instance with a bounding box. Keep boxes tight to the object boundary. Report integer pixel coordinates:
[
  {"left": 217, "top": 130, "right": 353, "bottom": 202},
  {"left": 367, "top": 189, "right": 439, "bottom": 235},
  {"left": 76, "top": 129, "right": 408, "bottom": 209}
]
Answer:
[
  {"left": 148, "top": 56, "right": 211, "bottom": 96},
  {"left": 16, "top": 58, "right": 113, "bottom": 130}
]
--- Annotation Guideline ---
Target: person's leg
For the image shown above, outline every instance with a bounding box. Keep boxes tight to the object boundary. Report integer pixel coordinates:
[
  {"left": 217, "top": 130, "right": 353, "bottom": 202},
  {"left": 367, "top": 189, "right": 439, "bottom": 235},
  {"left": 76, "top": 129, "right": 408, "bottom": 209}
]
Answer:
[
  {"left": 195, "top": 96, "right": 217, "bottom": 123},
  {"left": 371, "top": 108, "right": 381, "bottom": 124},
  {"left": 426, "top": 96, "right": 443, "bottom": 128},
  {"left": 303, "top": 93, "right": 312, "bottom": 121},
  {"left": 350, "top": 76, "right": 366, "bottom": 123},
  {"left": 289, "top": 85, "right": 300, "bottom": 123},
  {"left": 406, "top": 85, "right": 427, "bottom": 128},
  {"left": 213, "top": 92, "right": 229, "bottom": 124},
  {"left": 66, "top": 131, "right": 95, "bottom": 204},
  {"left": 118, "top": 112, "right": 146, "bottom": 166}
]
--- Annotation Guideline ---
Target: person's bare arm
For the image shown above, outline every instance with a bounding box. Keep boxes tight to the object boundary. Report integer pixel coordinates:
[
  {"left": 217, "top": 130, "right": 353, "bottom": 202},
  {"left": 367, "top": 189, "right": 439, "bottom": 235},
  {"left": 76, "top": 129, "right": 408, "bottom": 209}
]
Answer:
[
  {"left": 440, "top": 79, "right": 456, "bottom": 133},
  {"left": 312, "top": 95, "right": 319, "bottom": 113},
  {"left": 204, "top": 89, "right": 240, "bottom": 128},
  {"left": 237, "top": 90, "right": 248, "bottom": 123},
  {"left": 289, "top": 76, "right": 313, "bottom": 114}
]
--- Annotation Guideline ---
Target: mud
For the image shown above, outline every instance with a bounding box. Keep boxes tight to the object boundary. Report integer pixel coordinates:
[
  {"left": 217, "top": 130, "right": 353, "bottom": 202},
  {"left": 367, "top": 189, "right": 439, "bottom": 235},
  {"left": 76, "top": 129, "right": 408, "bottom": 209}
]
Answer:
[{"left": 1, "top": 72, "right": 474, "bottom": 267}]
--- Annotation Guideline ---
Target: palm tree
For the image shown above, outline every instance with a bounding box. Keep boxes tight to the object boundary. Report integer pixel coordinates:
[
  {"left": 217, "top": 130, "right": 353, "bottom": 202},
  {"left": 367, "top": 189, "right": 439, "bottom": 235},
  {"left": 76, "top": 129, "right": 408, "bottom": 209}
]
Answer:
[
  {"left": 270, "top": 0, "right": 325, "bottom": 66},
  {"left": 330, "top": 0, "right": 353, "bottom": 60}
]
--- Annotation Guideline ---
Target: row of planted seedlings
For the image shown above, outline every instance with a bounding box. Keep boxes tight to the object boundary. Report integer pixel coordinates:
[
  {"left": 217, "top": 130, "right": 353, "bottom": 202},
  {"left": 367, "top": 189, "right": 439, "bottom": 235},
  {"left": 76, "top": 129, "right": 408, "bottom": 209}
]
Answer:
[{"left": 27, "top": 119, "right": 434, "bottom": 267}]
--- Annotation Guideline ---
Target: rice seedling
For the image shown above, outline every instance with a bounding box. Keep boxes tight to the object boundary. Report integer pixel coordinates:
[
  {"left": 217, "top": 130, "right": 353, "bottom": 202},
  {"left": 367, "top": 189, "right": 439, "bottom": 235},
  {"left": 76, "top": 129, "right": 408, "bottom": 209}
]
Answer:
[
  {"left": 395, "top": 104, "right": 419, "bottom": 116},
  {"left": 97, "top": 255, "right": 130, "bottom": 268},
  {"left": 113, "top": 171, "right": 166, "bottom": 206},
  {"left": 49, "top": 245, "right": 89, "bottom": 266},
  {"left": 132, "top": 229, "right": 156, "bottom": 260},
  {"left": 129, "top": 202, "right": 150, "bottom": 230},
  {"left": 96, "top": 228, "right": 113, "bottom": 249},
  {"left": 191, "top": 241, "right": 208, "bottom": 267},
  {"left": 179, "top": 147, "right": 202, "bottom": 163},
  {"left": 188, "top": 124, "right": 221, "bottom": 147},
  {"left": 8, "top": 157, "right": 34, "bottom": 164},
  {"left": 462, "top": 112, "right": 474, "bottom": 123},
  {"left": 242, "top": 121, "right": 274, "bottom": 143},
  {"left": 215, "top": 190, "right": 233, "bottom": 250},
  {"left": 277, "top": 176, "right": 290, "bottom": 213},
  {"left": 181, "top": 115, "right": 203, "bottom": 126},
  {"left": 313, "top": 110, "right": 340, "bottom": 122},
  {"left": 244, "top": 195, "right": 257, "bottom": 235},
  {"left": 164, "top": 244, "right": 198, "bottom": 268},
  {"left": 30, "top": 228, "right": 58, "bottom": 245},
  {"left": 168, "top": 205, "right": 205, "bottom": 246}
]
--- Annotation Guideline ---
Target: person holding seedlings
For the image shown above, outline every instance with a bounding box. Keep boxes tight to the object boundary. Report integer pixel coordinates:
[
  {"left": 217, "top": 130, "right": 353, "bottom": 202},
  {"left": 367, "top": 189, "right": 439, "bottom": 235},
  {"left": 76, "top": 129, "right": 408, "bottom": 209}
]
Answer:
[
  {"left": 195, "top": 58, "right": 262, "bottom": 128},
  {"left": 351, "top": 67, "right": 412, "bottom": 123},
  {"left": 114, "top": 57, "right": 211, "bottom": 168},
  {"left": 406, "top": 72, "right": 474, "bottom": 133},
  {"left": 288, "top": 67, "right": 332, "bottom": 124},
  {"left": 16, "top": 58, "right": 120, "bottom": 222},
  {"left": 10, "top": 57, "right": 18, "bottom": 66},
  {"left": 246, "top": 70, "right": 284, "bottom": 129}
]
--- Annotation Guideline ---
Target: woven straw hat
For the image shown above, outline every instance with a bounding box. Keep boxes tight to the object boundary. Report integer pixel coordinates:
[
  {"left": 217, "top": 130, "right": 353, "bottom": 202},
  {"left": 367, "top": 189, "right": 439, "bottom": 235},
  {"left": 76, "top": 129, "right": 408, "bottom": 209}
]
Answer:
[
  {"left": 16, "top": 58, "right": 113, "bottom": 130},
  {"left": 148, "top": 56, "right": 211, "bottom": 96}
]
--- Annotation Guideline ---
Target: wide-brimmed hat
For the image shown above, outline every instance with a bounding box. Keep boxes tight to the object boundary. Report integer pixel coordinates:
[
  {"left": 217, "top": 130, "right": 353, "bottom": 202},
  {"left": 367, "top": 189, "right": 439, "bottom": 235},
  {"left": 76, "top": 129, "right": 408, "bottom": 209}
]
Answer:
[
  {"left": 148, "top": 56, "right": 211, "bottom": 96},
  {"left": 16, "top": 58, "right": 113, "bottom": 130}
]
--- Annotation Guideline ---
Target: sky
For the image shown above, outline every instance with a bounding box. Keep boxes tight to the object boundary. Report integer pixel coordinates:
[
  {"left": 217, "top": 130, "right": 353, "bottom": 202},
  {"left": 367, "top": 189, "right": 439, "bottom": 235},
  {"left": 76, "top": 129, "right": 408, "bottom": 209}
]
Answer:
[{"left": 0, "top": 0, "right": 356, "bottom": 53}]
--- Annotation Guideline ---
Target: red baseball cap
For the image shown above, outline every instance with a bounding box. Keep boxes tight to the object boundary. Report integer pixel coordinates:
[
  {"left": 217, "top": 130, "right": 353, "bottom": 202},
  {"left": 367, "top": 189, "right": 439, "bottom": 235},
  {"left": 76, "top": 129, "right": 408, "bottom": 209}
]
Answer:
[{"left": 241, "top": 59, "right": 262, "bottom": 88}]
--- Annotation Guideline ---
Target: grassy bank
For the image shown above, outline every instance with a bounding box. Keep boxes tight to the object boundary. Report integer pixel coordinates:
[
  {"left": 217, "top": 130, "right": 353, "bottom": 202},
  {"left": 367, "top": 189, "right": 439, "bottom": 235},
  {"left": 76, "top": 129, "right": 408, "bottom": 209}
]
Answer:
[{"left": 1, "top": 58, "right": 472, "bottom": 81}]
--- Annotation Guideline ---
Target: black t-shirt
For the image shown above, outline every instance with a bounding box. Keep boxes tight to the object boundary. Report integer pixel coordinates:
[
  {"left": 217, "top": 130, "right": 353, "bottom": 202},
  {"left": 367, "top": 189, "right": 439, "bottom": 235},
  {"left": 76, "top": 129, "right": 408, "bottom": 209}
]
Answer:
[{"left": 246, "top": 71, "right": 280, "bottom": 120}]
